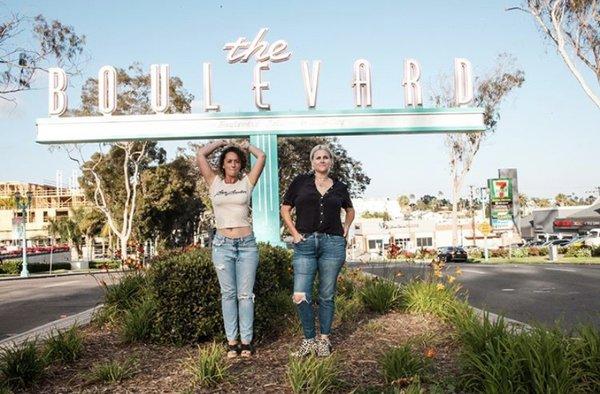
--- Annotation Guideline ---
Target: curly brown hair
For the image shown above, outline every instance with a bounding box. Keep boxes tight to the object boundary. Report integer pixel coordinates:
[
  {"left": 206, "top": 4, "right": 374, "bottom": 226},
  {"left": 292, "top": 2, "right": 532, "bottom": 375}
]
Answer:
[{"left": 218, "top": 146, "right": 247, "bottom": 177}]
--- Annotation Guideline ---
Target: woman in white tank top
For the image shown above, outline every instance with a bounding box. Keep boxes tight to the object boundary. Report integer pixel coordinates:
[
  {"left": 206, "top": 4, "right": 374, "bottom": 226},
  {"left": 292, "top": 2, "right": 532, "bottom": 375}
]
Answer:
[{"left": 196, "top": 140, "right": 266, "bottom": 358}]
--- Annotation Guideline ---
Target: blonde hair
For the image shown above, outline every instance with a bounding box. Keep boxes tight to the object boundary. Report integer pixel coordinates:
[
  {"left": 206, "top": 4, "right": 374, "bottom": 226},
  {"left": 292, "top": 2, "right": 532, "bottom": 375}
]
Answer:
[
  {"left": 310, "top": 144, "right": 335, "bottom": 163},
  {"left": 310, "top": 144, "right": 335, "bottom": 171}
]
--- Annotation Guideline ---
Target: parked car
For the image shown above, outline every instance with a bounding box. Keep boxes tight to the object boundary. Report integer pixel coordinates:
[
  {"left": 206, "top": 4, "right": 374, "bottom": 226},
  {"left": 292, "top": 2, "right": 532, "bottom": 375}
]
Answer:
[
  {"left": 549, "top": 239, "right": 570, "bottom": 247},
  {"left": 437, "top": 246, "right": 468, "bottom": 263},
  {"left": 584, "top": 229, "right": 600, "bottom": 247}
]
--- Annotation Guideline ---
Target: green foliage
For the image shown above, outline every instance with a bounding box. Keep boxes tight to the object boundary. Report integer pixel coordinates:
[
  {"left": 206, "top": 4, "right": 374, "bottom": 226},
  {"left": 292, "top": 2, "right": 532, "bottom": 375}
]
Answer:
[
  {"left": 104, "top": 272, "right": 148, "bottom": 312},
  {"left": 360, "top": 278, "right": 402, "bottom": 314},
  {"left": 0, "top": 14, "right": 85, "bottom": 100},
  {"left": 287, "top": 355, "right": 341, "bottom": 394},
  {"left": 400, "top": 280, "right": 470, "bottom": 323},
  {"left": 0, "top": 262, "right": 71, "bottom": 275},
  {"left": 185, "top": 343, "right": 229, "bottom": 387},
  {"left": 334, "top": 293, "right": 364, "bottom": 325},
  {"left": 456, "top": 314, "right": 600, "bottom": 393},
  {"left": 136, "top": 155, "right": 204, "bottom": 248},
  {"left": 0, "top": 340, "right": 45, "bottom": 390},
  {"left": 592, "top": 246, "right": 600, "bottom": 257},
  {"left": 149, "top": 243, "right": 292, "bottom": 344},
  {"left": 379, "top": 344, "right": 430, "bottom": 385},
  {"left": 121, "top": 296, "right": 157, "bottom": 343},
  {"left": 564, "top": 245, "right": 592, "bottom": 258},
  {"left": 149, "top": 247, "right": 222, "bottom": 344},
  {"left": 511, "top": 247, "right": 529, "bottom": 258},
  {"left": 87, "top": 357, "right": 137, "bottom": 384},
  {"left": 361, "top": 210, "right": 391, "bottom": 220},
  {"left": 43, "top": 326, "right": 83, "bottom": 364},
  {"left": 572, "top": 325, "right": 600, "bottom": 392},
  {"left": 277, "top": 136, "right": 371, "bottom": 198},
  {"left": 89, "top": 260, "right": 121, "bottom": 269}
]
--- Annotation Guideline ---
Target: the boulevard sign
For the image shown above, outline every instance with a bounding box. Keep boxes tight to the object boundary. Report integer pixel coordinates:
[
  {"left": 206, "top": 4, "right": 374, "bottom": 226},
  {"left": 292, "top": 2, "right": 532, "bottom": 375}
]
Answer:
[
  {"left": 39, "top": 27, "right": 483, "bottom": 145},
  {"left": 36, "top": 28, "right": 486, "bottom": 244}
]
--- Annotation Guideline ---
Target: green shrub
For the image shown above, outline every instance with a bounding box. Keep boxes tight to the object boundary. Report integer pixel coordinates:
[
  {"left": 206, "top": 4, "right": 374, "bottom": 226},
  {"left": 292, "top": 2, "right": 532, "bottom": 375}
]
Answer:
[
  {"left": 89, "top": 260, "right": 121, "bottom": 269},
  {"left": 360, "top": 278, "right": 402, "bottom": 313},
  {"left": 457, "top": 314, "right": 589, "bottom": 393},
  {"left": 527, "top": 246, "right": 548, "bottom": 256},
  {"left": 0, "top": 340, "right": 46, "bottom": 390},
  {"left": 511, "top": 247, "right": 529, "bottom": 258},
  {"left": 401, "top": 280, "right": 470, "bottom": 323},
  {"left": 104, "top": 272, "right": 148, "bottom": 312},
  {"left": 564, "top": 245, "right": 592, "bottom": 258},
  {"left": 87, "top": 357, "right": 137, "bottom": 384},
  {"left": 0, "top": 261, "right": 71, "bottom": 275},
  {"left": 592, "top": 246, "right": 600, "bottom": 257},
  {"left": 379, "top": 344, "right": 430, "bottom": 385},
  {"left": 572, "top": 325, "right": 600, "bottom": 392},
  {"left": 287, "top": 355, "right": 341, "bottom": 394},
  {"left": 334, "top": 293, "right": 364, "bottom": 325},
  {"left": 185, "top": 342, "right": 229, "bottom": 387},
  {"left": 121, "top": 296, "right": 157, "bottom": 343},
  {"left": 43, "top": 325, "right": 83, "bottom": 364},
  {"left": 468, "top": 248, "right": 483, "bottom": 259},
  {"left": 149, "top": 243, "right": 292, "bottom": 344}
]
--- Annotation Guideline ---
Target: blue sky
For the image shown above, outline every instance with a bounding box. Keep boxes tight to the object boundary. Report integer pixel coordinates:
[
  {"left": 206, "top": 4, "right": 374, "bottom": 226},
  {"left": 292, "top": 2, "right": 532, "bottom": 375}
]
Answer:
[{"left": 1, "top": 0, "right": 599, "bottom": 199}]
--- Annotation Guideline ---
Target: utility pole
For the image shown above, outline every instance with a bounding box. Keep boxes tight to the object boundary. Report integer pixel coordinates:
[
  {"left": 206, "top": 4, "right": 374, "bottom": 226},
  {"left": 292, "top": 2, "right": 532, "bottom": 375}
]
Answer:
[{"left": 469, "top": 185, "right": 476, "bottom": 246}]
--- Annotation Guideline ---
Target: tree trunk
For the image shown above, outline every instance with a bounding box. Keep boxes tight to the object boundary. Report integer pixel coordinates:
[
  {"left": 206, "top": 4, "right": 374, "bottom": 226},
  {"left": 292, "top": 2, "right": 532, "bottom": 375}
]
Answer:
[{"left": 120, "top": 236, "right": 128, "bottom": 260}]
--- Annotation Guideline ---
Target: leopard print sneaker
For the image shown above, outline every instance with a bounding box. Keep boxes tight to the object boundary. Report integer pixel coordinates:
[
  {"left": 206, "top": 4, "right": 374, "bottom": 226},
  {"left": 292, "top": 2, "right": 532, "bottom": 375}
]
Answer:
[
  {"left": 292, "top": 338, "right": 316, "bottom": 357},
  {"left": 316, "top": 336, "right": 331, "bottom": 357}
]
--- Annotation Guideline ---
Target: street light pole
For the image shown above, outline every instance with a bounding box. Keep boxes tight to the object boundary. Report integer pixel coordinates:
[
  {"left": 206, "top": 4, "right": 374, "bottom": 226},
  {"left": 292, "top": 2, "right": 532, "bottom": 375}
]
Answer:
[{"left": 14, "top": 191, "right": 33, "bottom": 278}]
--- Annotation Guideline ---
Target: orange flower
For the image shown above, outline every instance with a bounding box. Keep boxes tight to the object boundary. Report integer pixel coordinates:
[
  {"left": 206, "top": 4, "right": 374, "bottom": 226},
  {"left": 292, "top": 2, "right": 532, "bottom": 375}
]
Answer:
[
  {"left": 447, "top": 275, "right": 456, "bottom": 284},
  {"left": 395, "top": 271, "right": 404, "bottom": 277},
  {"left": 424, "top": 347, "right": 437, "bottom": 358},
  {"left": 436, "top": 283, "right": 445, "bottom": 291}
]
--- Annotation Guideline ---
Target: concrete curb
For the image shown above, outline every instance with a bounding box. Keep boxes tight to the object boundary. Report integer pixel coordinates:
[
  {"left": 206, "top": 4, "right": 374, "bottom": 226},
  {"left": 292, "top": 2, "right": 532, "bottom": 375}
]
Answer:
[
  {"left": 0, "top": 269, "right": 126, "bottom": 282},
  {"left": 0, "top": 305, "right": 102, "bottom": 348},
  {"left": 359, "top": 270, "right": 532, "bottom": 332}
]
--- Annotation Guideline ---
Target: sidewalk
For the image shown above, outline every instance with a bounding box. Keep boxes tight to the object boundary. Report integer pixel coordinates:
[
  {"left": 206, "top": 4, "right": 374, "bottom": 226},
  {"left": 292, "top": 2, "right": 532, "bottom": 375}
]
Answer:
[{"left": 0, "top": 268, "right": 126, "bottom": 282}]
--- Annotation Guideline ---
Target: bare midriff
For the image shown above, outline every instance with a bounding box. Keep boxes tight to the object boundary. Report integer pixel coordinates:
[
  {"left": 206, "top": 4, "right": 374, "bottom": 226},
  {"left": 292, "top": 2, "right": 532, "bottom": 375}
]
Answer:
[{"left": 217, "top": 226, "right": 253, "bottom": 238}]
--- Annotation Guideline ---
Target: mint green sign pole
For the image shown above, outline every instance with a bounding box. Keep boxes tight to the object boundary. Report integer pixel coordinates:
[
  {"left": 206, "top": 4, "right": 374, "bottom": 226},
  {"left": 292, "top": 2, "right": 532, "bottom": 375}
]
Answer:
[{"left": 250, "top": 133, "right": 283, "bottom": 245}]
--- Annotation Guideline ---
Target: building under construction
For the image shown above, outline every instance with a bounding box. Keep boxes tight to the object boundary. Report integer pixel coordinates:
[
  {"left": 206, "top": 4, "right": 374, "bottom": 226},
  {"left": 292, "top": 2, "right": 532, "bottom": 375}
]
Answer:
[{"left": 0, "top": 181, "right": 87, "bottom": 246}]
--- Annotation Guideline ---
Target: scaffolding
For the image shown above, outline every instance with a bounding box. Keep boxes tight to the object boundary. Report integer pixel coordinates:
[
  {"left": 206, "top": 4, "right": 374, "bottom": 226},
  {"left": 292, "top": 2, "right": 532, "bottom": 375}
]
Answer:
[{"left": 0, "top": 182, "right": 87, "bottom": 211}]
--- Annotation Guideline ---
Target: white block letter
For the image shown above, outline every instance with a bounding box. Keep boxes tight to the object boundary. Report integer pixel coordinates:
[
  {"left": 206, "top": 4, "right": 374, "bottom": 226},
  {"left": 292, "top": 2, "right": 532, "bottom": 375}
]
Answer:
[
  {"left": 454, "top": 58, "right": 473, "bottom": 106},
  {"left": 252, "top": 61, "right": 270, "bottom": 110},
  {"left": 301, "top": 60, "right": 321, "bottom": 109},
  {"left": 151, "top": 64, "right": 170, "bottom": 114},
  {"left": 98, "top": 66, "right": 117, "bottom": 115},
  {"left": 352, "top": 59, "right": 372, "bottom": 107},
  {"left": 402, "top": 59, "right": 422, "bottom": 107},
  {"left": 48, "top": 68, "right": 68, "bottom": 116},
  {"left": 203, "top": 63, "right": 220, "bottom": 112}
]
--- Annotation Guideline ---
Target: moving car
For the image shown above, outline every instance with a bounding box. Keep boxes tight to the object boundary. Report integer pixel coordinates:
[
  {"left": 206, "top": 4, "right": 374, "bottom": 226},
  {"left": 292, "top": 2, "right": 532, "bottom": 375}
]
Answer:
[{"left": 437, "top": 246, "right": 468, "bottom": 263}]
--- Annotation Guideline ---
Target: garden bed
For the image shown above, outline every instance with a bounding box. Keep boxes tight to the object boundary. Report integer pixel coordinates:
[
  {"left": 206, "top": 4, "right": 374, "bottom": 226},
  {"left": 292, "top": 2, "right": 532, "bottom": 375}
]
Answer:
[{"left": 27, "top": 307, "right": 457, "bottom": 393}]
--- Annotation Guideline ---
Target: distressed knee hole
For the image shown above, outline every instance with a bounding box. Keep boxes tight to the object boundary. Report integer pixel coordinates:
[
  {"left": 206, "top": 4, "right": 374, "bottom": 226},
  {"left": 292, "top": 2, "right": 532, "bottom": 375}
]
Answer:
[
  {"left": 238, "top": 293, "right": 255, "bottom": 302},
  {"left": 293, "top": 292, "right": 308, "bottom": 304}
]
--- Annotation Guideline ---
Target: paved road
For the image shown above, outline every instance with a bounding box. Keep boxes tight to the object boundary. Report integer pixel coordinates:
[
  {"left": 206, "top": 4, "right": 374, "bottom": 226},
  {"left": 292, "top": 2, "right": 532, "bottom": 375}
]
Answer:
[
  {"left": 359, "top": 262, "right": 600, "bottom": 331},
  {"left": 0, "top": 273, "right": 120, "bottom": 341}
]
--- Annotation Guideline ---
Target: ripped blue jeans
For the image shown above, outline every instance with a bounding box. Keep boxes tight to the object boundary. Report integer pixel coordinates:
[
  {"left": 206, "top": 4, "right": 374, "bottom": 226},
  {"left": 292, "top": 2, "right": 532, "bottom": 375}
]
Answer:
[
  {"left": 212, "top": 233, "right": 258, "bottom": 343},
  {"left": 292, "top": 232, "right": 346, "bottom": 339}
]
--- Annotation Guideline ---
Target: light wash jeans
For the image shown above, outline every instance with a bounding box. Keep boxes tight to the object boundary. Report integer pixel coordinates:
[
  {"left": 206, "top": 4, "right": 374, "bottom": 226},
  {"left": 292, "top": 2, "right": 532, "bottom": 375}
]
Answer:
[
  {"left": 212, "top": 232, "right": 258, "bottom": 343},
  {"left": 292, "top": 232, "right": 346, "bottom": 339}
]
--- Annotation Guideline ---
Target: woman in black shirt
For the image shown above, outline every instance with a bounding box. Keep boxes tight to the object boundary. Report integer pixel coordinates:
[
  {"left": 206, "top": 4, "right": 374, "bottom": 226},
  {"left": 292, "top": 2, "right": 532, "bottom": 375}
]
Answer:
[{"left": 281, "top": 144, "right": 355, "bottom": 357}]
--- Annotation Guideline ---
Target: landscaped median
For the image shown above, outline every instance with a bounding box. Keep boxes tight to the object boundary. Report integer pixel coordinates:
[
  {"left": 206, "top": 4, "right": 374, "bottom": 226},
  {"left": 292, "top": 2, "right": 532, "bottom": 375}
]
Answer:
[{"left": 1, "top": 245, "right": 599, "bottom": 393}]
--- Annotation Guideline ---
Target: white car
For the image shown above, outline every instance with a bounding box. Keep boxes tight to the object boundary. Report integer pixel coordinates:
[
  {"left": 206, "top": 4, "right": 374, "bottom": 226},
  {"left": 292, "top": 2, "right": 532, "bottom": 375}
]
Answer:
[{"left": 584, "top": 229, "right": 600, "bottom": 248}]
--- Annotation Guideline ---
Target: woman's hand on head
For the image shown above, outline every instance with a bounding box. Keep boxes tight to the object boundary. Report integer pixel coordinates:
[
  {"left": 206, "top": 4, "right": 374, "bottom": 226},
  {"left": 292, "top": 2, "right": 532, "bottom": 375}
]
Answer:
[{"left": 239, "top": 140, "right": 250, "bottom": 150}]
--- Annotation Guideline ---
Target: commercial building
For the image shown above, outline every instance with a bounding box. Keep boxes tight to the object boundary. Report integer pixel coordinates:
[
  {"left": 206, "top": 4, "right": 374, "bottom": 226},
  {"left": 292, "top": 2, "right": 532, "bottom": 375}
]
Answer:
[{"left": 0, "top": 182, "right": 86, "bottom": 247}]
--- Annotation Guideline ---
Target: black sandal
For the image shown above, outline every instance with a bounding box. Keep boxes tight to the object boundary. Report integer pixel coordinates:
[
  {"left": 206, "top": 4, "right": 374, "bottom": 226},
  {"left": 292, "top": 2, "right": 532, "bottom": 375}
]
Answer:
[
  {"left": 240, "top": 343, "right": 254, "bottom": 358},
  {"left": 227, "top": 343, "right": 239, "bottom": 358}
]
